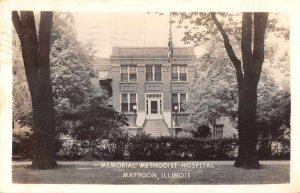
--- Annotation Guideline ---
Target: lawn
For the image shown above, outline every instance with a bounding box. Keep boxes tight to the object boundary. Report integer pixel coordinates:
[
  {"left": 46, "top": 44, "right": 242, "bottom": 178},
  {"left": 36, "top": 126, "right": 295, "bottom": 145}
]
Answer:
[{"left": 12, "top": 160, "right": 289, "bottom": 184}]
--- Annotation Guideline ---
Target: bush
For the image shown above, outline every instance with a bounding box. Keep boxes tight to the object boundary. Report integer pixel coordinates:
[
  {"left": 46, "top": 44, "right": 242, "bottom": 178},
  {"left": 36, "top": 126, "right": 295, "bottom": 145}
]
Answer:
[
  {"left": 13, "top": 126, "right": 62, "bottom": 160},
  {"left": 56, "top": 135, "right": 290, "bottom": 161},
  {"left": 57, "top": 136, "right": 128, "bottom": 160},
  {"left": 258, "top": 138, "right": 290, "bottom": 160},
  {"left": 94, "top": 137, "right": 128, "bottom": 160},
  {"left": 56, "top": 139, "right": 85, "bottom": 160},
  {"left": 127, "top": 135, "right": 238, "bottom": 161},
  {"left": 12, "top": 127, "right": 33, "bottom": 159},
  {"left": 127, "top": 135, "right": 171, "bottom": 161}
]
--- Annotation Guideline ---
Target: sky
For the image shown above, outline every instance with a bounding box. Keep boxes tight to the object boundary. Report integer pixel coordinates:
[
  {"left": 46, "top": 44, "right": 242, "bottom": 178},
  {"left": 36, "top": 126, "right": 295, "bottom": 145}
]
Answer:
[
  {"left": 74, "top": 12, "right": 204, "bottom": 58},
  {"left": 74, "top": 12, "right": 289, "bottom": 58},
  {"left": 73, "top": 12, "right": 289, "bottom": 87}
]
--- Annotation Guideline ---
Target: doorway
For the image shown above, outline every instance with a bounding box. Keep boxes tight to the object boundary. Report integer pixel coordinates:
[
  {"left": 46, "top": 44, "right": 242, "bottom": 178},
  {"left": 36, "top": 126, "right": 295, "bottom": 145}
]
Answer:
[{"left": 146, "top": 93, "right": 162, "bottom": 119}]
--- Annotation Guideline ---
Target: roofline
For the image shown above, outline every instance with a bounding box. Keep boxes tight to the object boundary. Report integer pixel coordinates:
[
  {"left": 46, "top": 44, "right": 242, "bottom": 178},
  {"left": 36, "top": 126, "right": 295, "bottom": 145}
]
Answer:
[
  {"left": 110, "top": 57, "right": 196, "bottom": 60},
  {"left": 112, "top": 46, "right": 195, "bottom": 49}
]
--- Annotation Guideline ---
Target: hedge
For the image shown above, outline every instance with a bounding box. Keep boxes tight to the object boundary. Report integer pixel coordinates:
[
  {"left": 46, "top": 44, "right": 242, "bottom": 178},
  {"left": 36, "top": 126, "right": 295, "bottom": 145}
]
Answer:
[
  {"left": 127, "top": 135, "right": 238, "bottom": 160},
  {"left": 56, "top": 137, "right": 128, "bottom": 160},
  {"left": 55, "top": 135, "right": 290, "bottom": 161}
]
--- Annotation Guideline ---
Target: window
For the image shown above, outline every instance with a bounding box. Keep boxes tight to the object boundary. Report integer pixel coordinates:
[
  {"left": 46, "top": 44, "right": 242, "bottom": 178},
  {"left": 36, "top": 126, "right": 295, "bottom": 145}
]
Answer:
[
  {"left": 146, "top": 65, "right": 162, "bottom": 81},
  {"left": 121, "top": 94, "right": 128, "bottom": 112},
  {"left": 129, "top": 66, "right": 137, "bottom": 81},
  {"left": 172, "top": 94, "right": 178, "bottom": 112},
  {"left": 121, "top": 66, "right": 128, "bottom": 82},
  {"left": 180, "top": 93, "right": 186, "bottom": 111},
  {"left": 146, "top": 66, "right": 153, "bottom": 81},
  {"left": 154, "top": 65, "right": 162, "bottom": 81},
  {"left": 172, "top": 93, "right": 187, "bottom": 112},
  {"left": 121, "top": 65, "right": 137, "bottom": 82},
  {"left": 129, "top": 94, "right": 136, "bottom": 111},
  {"left": 121, "top": 94, "right": 137, "bottom": 112},
  {"left": 171, "top": 66, "right": 178, "bottom": 81},
  {"left": 172, "top": 65, "right": 187, "bottom": 81},
  {"left": 215, "top": 124, "right": 224, "bottom": 138}
]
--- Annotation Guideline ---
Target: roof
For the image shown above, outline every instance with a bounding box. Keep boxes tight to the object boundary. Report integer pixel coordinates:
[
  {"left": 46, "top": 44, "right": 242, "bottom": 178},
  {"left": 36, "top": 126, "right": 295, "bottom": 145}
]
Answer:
[{"left": 111, "top": 47, "right": 195, "bottom": 59}]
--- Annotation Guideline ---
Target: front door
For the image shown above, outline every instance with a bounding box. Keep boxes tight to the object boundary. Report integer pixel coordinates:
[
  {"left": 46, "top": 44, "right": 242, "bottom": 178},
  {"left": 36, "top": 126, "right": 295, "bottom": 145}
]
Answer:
[
  {"left": 150, "top": 100, "right": 159, "bottom": 114},
  {"left": 146, "top": 95, "right": 162, "bottom": 119}
]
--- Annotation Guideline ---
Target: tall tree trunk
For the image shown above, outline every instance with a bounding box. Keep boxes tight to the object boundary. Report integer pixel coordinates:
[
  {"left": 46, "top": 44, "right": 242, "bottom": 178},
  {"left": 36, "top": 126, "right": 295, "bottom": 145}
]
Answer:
[
  {"left": 211, "top": 12, "right": 268, "bottom": 169},
  {"left": 234, "top": 12, "right": 269, "bottom": 168},
  {"left": 12, "top": 11, "right": 57, "bottom": 169},
  {"left": 235, "top": 77, "right": 260, "bottom": 168}
]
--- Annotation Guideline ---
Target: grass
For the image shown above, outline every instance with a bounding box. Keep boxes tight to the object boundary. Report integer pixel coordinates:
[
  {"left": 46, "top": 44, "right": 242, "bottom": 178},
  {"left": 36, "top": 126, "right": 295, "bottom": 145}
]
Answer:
[{"left": 12, "top": 160, "right": 289, "bottom": 184}]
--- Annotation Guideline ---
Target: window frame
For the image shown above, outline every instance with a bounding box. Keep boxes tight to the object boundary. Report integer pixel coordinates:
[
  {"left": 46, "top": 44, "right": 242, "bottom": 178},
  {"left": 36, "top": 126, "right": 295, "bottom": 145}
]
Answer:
[
  {"left": 215, "top": 124, "right": 224, "bottom": 138},
  {"left": 120, "top": 65, "right": 137, "bottom": 82},
  {"left": 145, "top": 64, "right": 162, "bottom": 82},
  {"left": 171, "top": 65, "right": 188, "bottom": 82},
  {"left": 172, "top": 93, "right": 188, "bottom": 112},
  {"left": 120, "top": 93, "right": 138, "bottom": 112}
]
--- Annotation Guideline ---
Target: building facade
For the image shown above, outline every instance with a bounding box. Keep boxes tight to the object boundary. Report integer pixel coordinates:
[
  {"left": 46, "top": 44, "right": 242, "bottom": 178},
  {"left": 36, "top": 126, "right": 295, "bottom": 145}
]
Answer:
[{"left": 96, "top": 47, "right": 236, "bottom": 137}]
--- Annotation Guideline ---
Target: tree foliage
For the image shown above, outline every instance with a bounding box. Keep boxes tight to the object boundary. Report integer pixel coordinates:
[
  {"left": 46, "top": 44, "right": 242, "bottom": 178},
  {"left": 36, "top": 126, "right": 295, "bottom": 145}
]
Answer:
[
  {"left": 172, "top": 12, "right": 288, "bottom": 46},
  {"left": 185, "top": 35, "right": 290, "bottom": 140},
  {"left": 49, "top": 13, "right": 102, "bottom": 136},
  {"left": 59, "top": 96, "right": 128, "bottom": 150},
  {"left": 14, "top": 12, "right": 128, "bottom": 160},
  {"left": 185, "top": 38, "right": 238, "bottom": 128},
  {"left": 50, "top": 13, "right": 97, "bottom": 107},
  {"left": 171, "top": 12, "right": 289, "bottom": 168},
  {"left": 12, "top": 31, "right": 32, "bottom": 122}
]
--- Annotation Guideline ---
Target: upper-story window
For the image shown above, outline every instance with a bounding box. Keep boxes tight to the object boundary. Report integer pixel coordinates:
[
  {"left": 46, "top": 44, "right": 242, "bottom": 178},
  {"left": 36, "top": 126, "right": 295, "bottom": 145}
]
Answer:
[
  {"left": 121, "top": 65, "right": 137, "bottom": 82},
  {"left": 172, "top": 65, "right": 187, "bottom": 81},
  {"left": 146, "top": 65, "right": 162, "bottom": 81}
]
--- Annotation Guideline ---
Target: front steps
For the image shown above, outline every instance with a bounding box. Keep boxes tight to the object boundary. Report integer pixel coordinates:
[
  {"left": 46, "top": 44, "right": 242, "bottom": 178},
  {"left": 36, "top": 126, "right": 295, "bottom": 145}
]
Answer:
[{"left": 143, "top": 119, "right": 170, "bottom": 137}]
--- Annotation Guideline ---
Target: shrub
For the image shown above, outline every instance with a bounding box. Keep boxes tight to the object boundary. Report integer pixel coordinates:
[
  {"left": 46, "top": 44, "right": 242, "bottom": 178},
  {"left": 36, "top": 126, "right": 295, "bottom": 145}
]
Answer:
[
  {"left": 56, "top": 135, "right": 290, "bottom": 161},
  {"left": 258, "top": 138, "right": 290, "bottom": 160},
  {"left": 94, "top": 137, "right": 128, "bottom": 160},
  {"left": 127, "top": 135, "right": 171, "bottom": 161},
  {"left": 57, "top": 136, "right": 128, "bottom": 160},
  {"left": 56, "top": 139, "right": 85, "bottom": 160},
  {"left": 127, "top": 135, "right": 238, "bottom": 161},
  {"left": 12, "top": 127, "right": 33, "bottom": 159}
]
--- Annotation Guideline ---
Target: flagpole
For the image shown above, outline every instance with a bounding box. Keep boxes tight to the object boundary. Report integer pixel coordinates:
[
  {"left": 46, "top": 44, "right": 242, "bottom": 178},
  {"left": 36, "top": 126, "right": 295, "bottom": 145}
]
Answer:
[{"left": 169, "top": 13, "right": 173, "bottom": 137}]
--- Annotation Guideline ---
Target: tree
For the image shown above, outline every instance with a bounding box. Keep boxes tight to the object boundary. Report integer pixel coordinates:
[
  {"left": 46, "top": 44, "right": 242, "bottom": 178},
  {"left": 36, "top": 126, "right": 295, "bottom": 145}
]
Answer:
[
  {"left": 49, "top": 13, "right": 100, "bottom": 136},
  {"left": 60, "top": 96, "right": 128, "bottom": 153},
  {"left": 185, "top": 37, "right": 238, "bottom": 131},
  {"left": 257, "top": 63, "right": 290, "bottom": 140},
  {"left": 14, "top": 13, "right": 127, "bottom": 160},
  {"left": 15, "top": 13, "right": 100, "bottom": 137},
  {"left": 12, "top": 30, "right": 31, "bottom": 122},
  {"left": 185, "top": 34, "right": 289, "bottom": 141},
  {"left": 209, "top": 13, "right": 269, "bottom": 168},
  {"left": 174, "top": 12, "right": 272, "bottom": 168},
  {"left": 12, "top": 11, "right": 57, "bottom": 169}
]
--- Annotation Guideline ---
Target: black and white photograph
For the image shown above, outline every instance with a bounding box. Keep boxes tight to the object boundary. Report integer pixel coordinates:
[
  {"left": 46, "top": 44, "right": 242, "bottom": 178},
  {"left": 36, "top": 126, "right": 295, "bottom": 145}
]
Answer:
[{"left": 0, "top": 0, "right": 299, "bottom": 193}]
